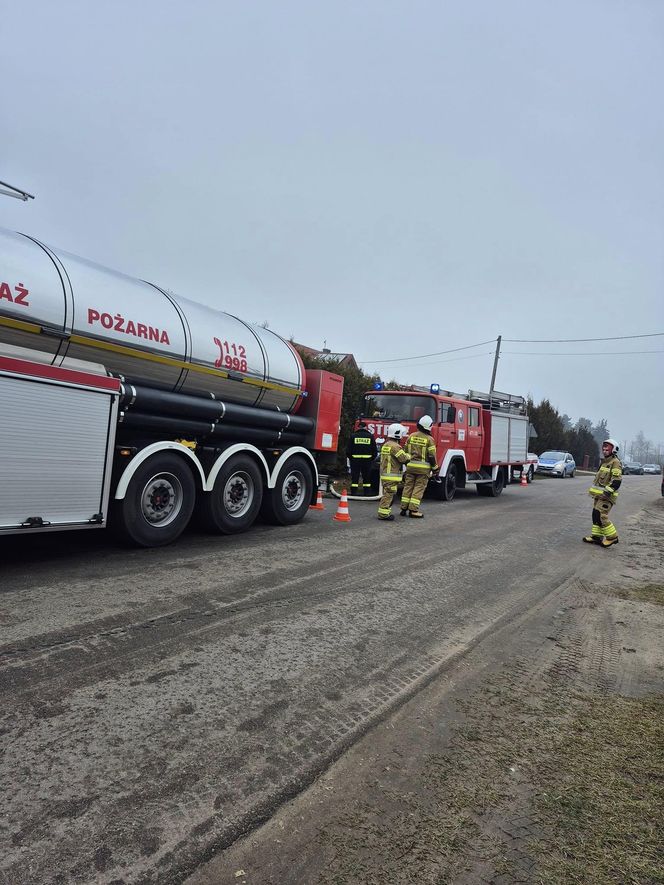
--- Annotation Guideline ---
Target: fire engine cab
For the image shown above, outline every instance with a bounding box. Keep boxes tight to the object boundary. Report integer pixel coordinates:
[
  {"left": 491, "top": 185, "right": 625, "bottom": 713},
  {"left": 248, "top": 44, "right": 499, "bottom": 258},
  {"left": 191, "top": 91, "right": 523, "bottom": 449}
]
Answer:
[{"left": 361, "top": 385, "right": 536, "bottom": 501}]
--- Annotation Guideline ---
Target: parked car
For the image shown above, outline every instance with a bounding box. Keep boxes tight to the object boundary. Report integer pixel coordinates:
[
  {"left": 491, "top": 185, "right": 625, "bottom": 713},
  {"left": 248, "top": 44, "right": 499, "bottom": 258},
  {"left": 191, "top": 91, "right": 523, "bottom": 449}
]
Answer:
[
  {"left": 535, "top": 450, "right": 576, "bottom": 477},
  {"left": 623, "top": 462, "right": 644, "bottom": 475},
  {"left": 642, "top": 464, "right": 661, "bottom": 475}
]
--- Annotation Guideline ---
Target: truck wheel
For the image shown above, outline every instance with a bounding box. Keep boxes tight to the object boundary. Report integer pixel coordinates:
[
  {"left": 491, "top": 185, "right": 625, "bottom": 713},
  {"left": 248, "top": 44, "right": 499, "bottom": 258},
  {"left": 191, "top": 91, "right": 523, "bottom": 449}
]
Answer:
[
  {"left": 261, "top": 455, "right": 313, "bottom": 525},
  {"left": 113, "top": 453, "right": 195, "bottom": 547},
  {"left": 527, "top": 466, "right": 534, "bottom": 483},
  {"left": 199, "top": 455, "right": 263, "bottom": 534},
  {"left": 477, "top": 467, "right": 505, "bottom": 497},
  {"left": 442, "top": 464, "right": 458, "bottom": 501}
]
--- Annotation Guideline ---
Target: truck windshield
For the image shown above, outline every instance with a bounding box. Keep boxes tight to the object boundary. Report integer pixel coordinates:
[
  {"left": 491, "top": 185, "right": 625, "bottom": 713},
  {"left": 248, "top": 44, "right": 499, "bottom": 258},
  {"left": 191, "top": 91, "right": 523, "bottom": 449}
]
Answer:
[{"left": 362, "top": 394, "right": 436, "bottom": 423}]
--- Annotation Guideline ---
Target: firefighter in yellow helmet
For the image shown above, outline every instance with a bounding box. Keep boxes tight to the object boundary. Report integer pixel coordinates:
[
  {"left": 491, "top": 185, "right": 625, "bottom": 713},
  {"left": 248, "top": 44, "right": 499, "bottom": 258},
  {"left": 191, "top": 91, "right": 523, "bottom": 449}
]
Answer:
[
  {"left": 400, "top": 414, "right": 438, "bottom": 518},
  {"left": 377, "top": 424, "right": 411, "bottom": 521},
  {"left": 583, "top": 438, "right": 622, "bottom": 547}
]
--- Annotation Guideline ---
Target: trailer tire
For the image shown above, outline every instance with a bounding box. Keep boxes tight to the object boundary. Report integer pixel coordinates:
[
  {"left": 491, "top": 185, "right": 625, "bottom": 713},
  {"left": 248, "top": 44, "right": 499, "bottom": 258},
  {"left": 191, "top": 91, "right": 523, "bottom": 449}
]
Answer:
[
  {"left": 113, "top": 453, "right": 195, "bottom": 547},
  {"left": 199, "top": 455, "right": 263, "bottom": 534},
  {"left": 261, "top": 456, "right": 313, "bottom": 526},
  {"left": 527, "top": 466, "right": 534, "bottom": 483},
  {"left": 477, "top": 467, "right": 506, "bottom": 497}
]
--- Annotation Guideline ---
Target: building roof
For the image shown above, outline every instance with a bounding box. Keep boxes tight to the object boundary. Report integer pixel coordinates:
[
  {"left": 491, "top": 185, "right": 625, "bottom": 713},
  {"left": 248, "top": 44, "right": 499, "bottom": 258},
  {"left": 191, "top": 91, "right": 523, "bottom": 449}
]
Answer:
[{"left": 293, "top": 343, "right": 358, "bottom": 371}]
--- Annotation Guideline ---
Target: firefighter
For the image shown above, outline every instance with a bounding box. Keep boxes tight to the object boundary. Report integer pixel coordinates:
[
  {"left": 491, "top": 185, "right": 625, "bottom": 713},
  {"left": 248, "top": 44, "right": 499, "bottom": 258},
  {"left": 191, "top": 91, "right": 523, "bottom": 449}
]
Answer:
[
  {"left": 378, "top": 424, "right": 410, "bottom": 521},
  {"left": 346, "top": 420, "right": 378, "bottom": 496},
  {"left": 583, "top": 438, "right": 622, "bottom": 547},
  {"left": 400, "top": 414, "right": 438, "bottom": 518}
]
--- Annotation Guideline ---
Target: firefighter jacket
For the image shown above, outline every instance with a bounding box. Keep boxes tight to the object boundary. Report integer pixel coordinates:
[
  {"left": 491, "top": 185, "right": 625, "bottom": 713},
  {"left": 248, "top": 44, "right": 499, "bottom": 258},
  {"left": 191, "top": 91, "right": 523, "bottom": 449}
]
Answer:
[
  {"left": 404, "top": 431, "right": 438, "bottom": 475},
  {"left": 347, "top": 428, "right": 378, "bottom": 461},
  {"left": 588, "top": 454, "right": 623, "bottom": 502},
  {"left": 380, "top": 439, "right": 410, "bottom": 483}
]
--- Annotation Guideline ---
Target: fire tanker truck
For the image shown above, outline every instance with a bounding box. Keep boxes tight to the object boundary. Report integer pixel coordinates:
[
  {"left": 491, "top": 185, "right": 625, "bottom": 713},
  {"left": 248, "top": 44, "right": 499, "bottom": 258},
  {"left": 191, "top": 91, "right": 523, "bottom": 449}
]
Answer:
[
  {"left": 0, "top": 227, "right": 343, "bottom": 546},
  {"left": 362, "top": 385, "right": 536, "bottom": 500}
]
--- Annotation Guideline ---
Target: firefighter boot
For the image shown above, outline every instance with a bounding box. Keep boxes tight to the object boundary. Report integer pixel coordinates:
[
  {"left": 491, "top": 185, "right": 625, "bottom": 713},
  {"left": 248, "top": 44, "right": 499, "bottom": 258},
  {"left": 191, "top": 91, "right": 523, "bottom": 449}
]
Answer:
[
  {"left": 582, "top": 535, "right": 601, "bottom": 544},
  {"left": 408, "top": 511, "right": 424, "bottom": 519},
  {"left": 400, "top": 509, "right": 408, "bottom": 517},
  {"left": 378, "top": 514, "right": 395, "bottom": 522},
  {"left": 600, "top": 536, "right": 619, "bottom": 548}
]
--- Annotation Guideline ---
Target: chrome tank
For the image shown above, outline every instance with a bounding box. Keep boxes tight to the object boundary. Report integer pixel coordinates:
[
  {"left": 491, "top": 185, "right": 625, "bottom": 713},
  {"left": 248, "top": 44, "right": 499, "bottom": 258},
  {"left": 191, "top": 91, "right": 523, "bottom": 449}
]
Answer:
[{"left": 0, "top": 228, "right": 304, "bottom": 411}]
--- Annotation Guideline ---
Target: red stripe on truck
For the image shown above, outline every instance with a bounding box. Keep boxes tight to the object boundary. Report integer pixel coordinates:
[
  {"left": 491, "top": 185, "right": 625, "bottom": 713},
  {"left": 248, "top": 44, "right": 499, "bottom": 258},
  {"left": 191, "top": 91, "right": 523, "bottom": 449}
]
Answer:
[{"left": 0, "top": 355, "right": 120, "bottom": 392}]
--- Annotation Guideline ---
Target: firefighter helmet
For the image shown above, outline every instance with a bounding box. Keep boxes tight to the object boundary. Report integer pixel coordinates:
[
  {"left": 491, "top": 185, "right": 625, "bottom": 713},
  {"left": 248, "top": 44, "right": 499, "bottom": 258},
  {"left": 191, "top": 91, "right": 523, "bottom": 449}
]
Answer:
[
  {"left": 603, "top": 438, "right": 619, "bottom": 453},
  {"left": 417, "top": 415, "right": 434, "bottom": 432},
  {"left": 387, "top": 423, "right": 407, "bottom": 439}
]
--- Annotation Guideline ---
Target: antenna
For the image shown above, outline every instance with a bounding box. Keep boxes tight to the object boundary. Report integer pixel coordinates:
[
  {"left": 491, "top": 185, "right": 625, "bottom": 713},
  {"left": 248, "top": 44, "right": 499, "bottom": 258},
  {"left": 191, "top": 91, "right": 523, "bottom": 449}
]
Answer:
[{"left": 0, "top": 180, "right": 35, "bottom": 201}]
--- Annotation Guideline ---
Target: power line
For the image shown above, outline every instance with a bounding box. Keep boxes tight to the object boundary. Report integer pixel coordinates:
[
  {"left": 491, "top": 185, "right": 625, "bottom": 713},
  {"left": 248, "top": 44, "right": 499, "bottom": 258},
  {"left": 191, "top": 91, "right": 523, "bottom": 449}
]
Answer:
[
  {"left": 504, "top": 332, "right": 664, "bottom": 343},
  {"left": 360, "top": 338, "right": 495, "bottom": 365},
  {"left": 504, "top": 349, "right": 664, "bottom": 356},
  {"left": 380, "top": 351, "right": 495, "bottom": 371}
]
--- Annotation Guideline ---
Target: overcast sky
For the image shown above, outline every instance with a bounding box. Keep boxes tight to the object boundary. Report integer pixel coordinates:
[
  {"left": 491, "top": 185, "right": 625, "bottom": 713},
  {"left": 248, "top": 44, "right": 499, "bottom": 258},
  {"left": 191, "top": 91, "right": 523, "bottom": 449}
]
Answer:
[{"left": 2, "top": 0, "right": 663, "bottom": 451}]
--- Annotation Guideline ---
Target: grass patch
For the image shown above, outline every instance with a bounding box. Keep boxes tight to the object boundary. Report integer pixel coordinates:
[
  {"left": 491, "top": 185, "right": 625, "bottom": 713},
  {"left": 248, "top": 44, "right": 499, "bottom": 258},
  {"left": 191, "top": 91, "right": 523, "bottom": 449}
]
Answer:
[
  {"left": 531, "top": 694, "right": 664, "bottom": 884},
  {"left": 611, "top": 584, "right": 664, "bottom": 607}
]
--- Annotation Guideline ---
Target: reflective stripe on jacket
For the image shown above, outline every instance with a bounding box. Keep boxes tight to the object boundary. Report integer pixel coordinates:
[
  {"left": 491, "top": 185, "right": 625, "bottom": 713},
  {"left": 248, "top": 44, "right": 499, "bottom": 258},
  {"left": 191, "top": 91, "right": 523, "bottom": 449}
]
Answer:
[
  {"left": 589, "top": 455, "right": 622, "bottom": 500},
  {"left": 380, "top": 439, "right": 410, "bottom": 482},
  {"left": 404, "top": 431, "right": 438, "bottom": 475},
  {"left": 347, "top": 429, "right": 378, "bottom": 460}
]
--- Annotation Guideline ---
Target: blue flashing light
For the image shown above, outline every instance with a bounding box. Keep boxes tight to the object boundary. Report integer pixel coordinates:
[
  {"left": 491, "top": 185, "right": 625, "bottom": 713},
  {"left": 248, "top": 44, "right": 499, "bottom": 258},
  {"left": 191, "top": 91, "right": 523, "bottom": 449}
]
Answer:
[
  {"left": 373, "top": 381, "right": 384, "bottom": 391},
  {"left": 430, "top": 383, "right": 440, "bottom": 394}
]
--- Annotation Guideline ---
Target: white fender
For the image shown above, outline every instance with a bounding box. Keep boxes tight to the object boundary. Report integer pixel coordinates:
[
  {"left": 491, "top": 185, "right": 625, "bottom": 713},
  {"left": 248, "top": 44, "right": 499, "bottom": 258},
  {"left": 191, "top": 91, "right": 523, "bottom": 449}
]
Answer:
[
  {"left": 205, "top": 443, "right": 270, "bottom": 491},
  {"left": 114, "top": 441, "right": 207, "bottom": 499},
  {"left": 437, "top": 449, "right": 467, "bottom": 477},
  {"left": 269, "top": 447, "right": 318, "bottom": 489}
]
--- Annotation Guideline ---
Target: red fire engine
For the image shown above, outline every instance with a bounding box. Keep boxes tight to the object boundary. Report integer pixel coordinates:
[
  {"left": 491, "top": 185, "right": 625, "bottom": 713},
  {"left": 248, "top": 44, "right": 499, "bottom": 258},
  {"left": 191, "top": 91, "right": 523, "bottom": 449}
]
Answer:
[{"left": 361, "top": 385, "right": 536, "bottom": 500}]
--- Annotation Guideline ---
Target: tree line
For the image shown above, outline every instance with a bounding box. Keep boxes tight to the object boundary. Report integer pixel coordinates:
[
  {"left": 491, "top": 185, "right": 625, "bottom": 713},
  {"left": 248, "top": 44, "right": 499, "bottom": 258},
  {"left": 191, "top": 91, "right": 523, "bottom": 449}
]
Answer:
[{"left": 527, "top": 399, "right": 608, "bottom": 469}]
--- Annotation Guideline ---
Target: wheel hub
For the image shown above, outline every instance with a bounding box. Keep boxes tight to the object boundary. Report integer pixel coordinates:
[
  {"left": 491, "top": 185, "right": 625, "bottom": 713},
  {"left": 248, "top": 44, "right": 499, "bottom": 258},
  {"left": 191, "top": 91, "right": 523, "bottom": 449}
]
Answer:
[
  {"left": 141, "top": 474, "right": 182, "bottom": 526},
  {"left": 282, "top": 471, "right": 305, "bottom": 510},
  {"left": 223, "top": 472, "right": 254, "bottom": 517}
]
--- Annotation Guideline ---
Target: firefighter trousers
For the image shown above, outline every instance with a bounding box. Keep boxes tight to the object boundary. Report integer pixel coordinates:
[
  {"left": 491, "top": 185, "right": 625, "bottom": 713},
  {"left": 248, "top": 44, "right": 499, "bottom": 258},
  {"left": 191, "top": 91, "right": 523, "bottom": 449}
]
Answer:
[
  {"left": 401, "top": 472, "right": 428, "bottom": 513},
  {"left": 591, "top": 498, "right": 618, "bottom": 540},
  {"left": 350, "top": 458, "right": 371, "bottom": 495},
  {"left": 378, "top": 481, "right": 399, "bottom": 519}
]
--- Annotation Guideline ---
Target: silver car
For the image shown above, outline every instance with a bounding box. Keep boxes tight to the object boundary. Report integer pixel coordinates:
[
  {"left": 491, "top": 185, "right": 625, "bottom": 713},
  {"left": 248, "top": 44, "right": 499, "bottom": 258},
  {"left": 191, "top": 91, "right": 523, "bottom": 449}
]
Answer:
[{"left": 535, "top": 450, "right": 576, "bottom": 477}]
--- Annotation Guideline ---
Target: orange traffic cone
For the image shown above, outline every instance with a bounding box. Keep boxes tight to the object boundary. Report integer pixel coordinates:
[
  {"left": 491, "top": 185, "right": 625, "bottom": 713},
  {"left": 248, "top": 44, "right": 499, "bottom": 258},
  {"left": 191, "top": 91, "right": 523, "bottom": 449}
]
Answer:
[
  {"left": 309, "top": 489, "right": 325, "bottom": 511},
  {"left": 333, "top": 489, "right": 352, "bottom": 522},
  {"left": 520, "top": 472, "right": 528, "bottom": 487}
]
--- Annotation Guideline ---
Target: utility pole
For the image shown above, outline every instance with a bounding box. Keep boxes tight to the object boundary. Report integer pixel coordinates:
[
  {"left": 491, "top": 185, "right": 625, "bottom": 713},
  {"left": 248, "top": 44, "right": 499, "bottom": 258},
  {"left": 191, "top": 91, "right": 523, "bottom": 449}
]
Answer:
[
  {"left": 488, "top": 335, "right": 502, "bottom": 408},
  {"left": 0, "top": 180, "right": 35, "bottom": 201}
]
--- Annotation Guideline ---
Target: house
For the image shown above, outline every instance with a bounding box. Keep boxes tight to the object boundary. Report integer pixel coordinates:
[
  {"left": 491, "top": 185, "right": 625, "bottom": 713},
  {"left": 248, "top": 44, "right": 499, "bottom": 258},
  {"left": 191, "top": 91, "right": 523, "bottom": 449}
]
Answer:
[{"left": 293, "top": 342, "right": 359, "bottom": 371}]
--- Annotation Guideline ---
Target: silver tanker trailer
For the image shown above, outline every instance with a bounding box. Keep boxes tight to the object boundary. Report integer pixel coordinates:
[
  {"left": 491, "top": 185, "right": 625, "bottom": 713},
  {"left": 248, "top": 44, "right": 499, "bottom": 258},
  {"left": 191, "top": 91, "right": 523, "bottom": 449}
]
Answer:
[{"left": 0, "top": 227, "right": 343, "bottom": 546}]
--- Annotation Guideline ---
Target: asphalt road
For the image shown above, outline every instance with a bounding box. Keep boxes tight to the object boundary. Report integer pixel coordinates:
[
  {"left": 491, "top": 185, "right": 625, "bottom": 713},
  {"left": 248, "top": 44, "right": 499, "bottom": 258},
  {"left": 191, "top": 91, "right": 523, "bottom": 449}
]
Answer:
[{"left": 1, "top": 474, "right": 660, "bottom": 884}]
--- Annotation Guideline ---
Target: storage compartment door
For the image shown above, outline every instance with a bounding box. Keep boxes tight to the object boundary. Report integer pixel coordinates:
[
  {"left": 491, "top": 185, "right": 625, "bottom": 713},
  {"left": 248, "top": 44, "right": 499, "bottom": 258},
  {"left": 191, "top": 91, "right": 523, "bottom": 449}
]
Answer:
[
  {"left": 489, "top": 414, "right": 509, "bottom": 462},
  {"left": 0, "top": 377, "right": 114, "bottom": 529},
  {"left": 508, "top": 416, "right": 528, "bottom": 461}
]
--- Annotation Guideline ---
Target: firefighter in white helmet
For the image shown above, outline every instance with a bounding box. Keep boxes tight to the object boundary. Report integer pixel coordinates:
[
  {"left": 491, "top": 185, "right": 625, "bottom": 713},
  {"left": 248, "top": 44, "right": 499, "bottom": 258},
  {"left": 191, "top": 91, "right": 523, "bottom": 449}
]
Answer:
[
  {"left": 583, "top": 438, "right": 622, "bottom": 547},
  {"left": 400, "top": 414, "right": 439, "bottom": 518},
  {"left": 377, "top": 424, "right": 411, "bottom": 521}
]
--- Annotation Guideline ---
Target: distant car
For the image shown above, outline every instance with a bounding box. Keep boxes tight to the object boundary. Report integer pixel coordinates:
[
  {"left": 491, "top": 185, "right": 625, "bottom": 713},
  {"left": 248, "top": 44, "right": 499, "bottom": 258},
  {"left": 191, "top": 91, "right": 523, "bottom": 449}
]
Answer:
[
  {"left": 623, "top": 462, "right": 644, "bottom": 475},
  {"left": 642, "top": 464, "right": 661, "bottom": 475},
  {"left": 535, "top": 450, "right": 576, "bottom": 478}
]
